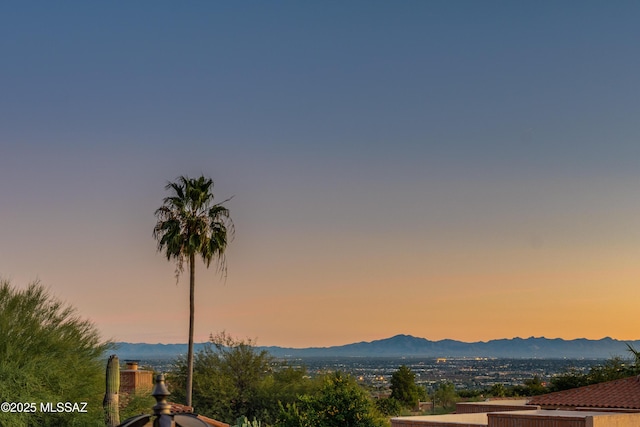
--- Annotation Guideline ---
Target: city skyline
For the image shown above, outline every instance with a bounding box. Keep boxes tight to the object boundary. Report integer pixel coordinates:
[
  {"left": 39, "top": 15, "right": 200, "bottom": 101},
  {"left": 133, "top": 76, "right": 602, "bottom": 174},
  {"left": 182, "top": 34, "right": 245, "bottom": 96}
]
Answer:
[{"left": 1, "top": 1, "right": 639, "bottom": 347}]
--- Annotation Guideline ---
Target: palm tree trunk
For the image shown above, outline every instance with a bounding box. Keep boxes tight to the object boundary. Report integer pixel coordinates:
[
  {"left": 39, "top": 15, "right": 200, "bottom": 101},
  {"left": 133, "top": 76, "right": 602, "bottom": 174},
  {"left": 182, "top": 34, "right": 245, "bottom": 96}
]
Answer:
[{"left": 186, "top": 252, "right": 196, "bottom": 407}]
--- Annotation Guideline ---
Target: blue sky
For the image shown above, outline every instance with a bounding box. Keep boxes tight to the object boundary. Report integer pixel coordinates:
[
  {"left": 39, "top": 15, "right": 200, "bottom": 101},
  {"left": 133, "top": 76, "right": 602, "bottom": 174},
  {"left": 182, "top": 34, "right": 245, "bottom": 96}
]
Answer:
[{"left": 1, "top": 1, "right": 639, "bottom": 346}]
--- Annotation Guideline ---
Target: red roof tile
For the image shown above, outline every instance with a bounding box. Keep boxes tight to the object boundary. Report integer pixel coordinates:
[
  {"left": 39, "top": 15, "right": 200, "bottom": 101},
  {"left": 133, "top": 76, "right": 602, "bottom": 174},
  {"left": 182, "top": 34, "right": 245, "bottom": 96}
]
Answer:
[
  {"left": 169, "top": 402, "right": 194, "bottom": 413},
  {"left": 168, "top": 402, "right": 230, "bottom": 427},
  {"left": 528, "top": 375, "right": 640, "bottom": 410}
]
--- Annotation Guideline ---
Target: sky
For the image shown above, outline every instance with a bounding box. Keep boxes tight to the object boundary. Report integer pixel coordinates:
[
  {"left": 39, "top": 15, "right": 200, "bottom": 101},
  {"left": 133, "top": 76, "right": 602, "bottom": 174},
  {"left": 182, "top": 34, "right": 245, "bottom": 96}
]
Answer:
[{"left": 1, "top": 1, "right": 640, "bottom": 348}]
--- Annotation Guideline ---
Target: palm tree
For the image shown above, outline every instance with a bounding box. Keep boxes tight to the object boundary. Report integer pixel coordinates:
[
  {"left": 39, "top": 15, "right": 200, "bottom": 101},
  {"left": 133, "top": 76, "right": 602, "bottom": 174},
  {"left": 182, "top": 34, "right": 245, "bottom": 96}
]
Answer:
[{"left": 153, "top": 175, "right": 234, "bottom": 407}]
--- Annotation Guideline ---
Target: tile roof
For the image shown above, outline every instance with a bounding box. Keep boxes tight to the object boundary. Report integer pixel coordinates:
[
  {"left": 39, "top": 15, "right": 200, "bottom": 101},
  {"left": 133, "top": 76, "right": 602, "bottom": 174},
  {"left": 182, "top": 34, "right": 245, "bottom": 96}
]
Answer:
[
  {"left": 528, "top": 375, "right": 640, "bottom": 410},
  {"left": 169, "top": 402, "right": 230, "bottom": 427},
  {"left": 169, "top": 402, "right": 195, "bottom": 413}
]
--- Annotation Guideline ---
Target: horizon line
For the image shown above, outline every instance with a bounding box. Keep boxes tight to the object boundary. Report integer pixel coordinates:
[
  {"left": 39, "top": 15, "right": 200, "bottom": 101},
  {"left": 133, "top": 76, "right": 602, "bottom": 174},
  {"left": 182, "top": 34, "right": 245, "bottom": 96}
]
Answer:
[{"left": 113, "top": 334, "right": 640, "bottom": 348}]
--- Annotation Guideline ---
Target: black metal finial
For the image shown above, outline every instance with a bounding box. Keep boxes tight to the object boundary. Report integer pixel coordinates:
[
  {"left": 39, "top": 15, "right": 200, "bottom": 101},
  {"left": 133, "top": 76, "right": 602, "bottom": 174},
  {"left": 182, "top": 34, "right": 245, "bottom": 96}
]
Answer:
[
  {"left": 152, "top": 374, "right": 172, "bottom": 416},
  {"left": 117, "top": 372, "right": 211, "bottom": 426}
]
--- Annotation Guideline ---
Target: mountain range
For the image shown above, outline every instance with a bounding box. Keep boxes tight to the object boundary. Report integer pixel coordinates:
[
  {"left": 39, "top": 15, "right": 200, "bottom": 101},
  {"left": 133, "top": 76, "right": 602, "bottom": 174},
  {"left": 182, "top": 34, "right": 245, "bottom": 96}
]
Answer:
[{"left": 114, "top": 334, "right": 640, "bottom": 360}]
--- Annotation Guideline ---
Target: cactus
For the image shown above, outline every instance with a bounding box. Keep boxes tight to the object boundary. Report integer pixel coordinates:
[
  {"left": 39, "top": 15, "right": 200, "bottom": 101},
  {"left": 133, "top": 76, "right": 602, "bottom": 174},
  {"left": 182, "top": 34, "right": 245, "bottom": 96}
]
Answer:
[
  {"left": 103, "top": 354, "right": 120, "bottom": 427},
  {"left": 234, "top": 416, "right": 261, "bottom": 427}
]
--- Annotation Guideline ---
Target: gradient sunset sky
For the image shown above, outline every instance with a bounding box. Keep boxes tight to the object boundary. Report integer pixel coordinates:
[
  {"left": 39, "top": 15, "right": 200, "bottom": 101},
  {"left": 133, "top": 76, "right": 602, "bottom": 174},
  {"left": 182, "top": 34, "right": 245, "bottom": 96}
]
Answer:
[{"left": 1, "top": 1, "right": 639, "bottom": 347}]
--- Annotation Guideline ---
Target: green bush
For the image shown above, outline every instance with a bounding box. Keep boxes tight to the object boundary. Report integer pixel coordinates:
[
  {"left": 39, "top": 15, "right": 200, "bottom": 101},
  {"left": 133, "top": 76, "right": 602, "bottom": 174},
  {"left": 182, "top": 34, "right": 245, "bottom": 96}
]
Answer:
[
  {"left": 278, "top": 372, "right": 385, "bottom": 427},
  {"left": 169, "top": 332, "right": 310, "bottom": 424},
  {"left": 233, "top": 415, "right": 262, "bottom": 427},
  {"left": 119, "top": 391, "right": 156, "bottom": 421},
  {"left": 0, "top": 280, "right": 110, "bottom": 427},
  {"left": 375, "top": 397, "right": 403, "bottom": 417},
  {"left": 389, "top": 366, "right": 425, "bottom": 409},
  {"left": 432, "top": 382, "right": 458, "bottom": 410}
]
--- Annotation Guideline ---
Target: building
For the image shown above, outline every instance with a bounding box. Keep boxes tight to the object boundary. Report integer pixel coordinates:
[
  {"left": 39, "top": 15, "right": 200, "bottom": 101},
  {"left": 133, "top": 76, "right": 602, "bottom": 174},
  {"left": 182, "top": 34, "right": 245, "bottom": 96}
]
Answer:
[
  {"left": 527, "top": 375, "right": 640, "bottom": 411},
  {"left": 391, "top": 376, "right": 640, "bottom": 427},
  {"left": 457, "top": 400, "right": 534, "bottom": 414},
  {"left": 392, "top": 410, "right": 640, "bottom": 427},
  {"left": 392, "top": 412, "right": 488, "bottom": 427},
  {"left": 119, "top": 360, "right": 154, "bottom": 395},
  {"left": 488, "top": 410, "right": 640, "bottom": 427}
]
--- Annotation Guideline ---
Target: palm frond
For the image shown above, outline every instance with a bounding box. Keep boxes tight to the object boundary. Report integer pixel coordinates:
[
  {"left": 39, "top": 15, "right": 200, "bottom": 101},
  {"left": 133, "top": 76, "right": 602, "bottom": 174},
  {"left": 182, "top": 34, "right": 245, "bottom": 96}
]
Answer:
[
  {"left": 626, "top": 343, "right": 640, "bottom": 365},
  {"left": 153, "top": 175, "right": 234, "bottom": 281}
]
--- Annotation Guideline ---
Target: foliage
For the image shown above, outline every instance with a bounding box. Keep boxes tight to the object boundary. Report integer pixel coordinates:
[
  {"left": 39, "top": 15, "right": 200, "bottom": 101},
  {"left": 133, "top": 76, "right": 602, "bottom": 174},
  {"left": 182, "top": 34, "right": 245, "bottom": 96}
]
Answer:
[
  {"left": 457, "top": 389, "right": 484, "bottom": 400},
  {"left": 488, "top": 383, "right": 507, "bottom": 398},
  {"left": 278, "top": 372, "right": 385, "bottom": 427},
  {"left": 432, "top": 382, "right": 458, "bottom": 410},
  {"left": 389, "top": 365, "right": 425, "bottom": 409},
  {"left": 258, "top": 365, "right": 318, "bottom": 423},
  {"left": 511, "top": 375, "right": 546, "bottom": 396},
  {"left": 374, "top": 397, "right": 404, "bottom": 416},
  {"left": 233, "top": 415, "right": 262, "bottom": 427},
  {"left": 169, "top": 332, "right": 309, "bottom": 424},
  {"left": 119, "top": 392, "right": 156, "bottom": 421},
  {"left": 549, "top": 356, "right": 640, "bottom": 392},
  {"left": 0, "top": 280, "right": 109, "bottom": 427},
  {"left": 153, "top": 175, "right": 234, "bottom": 280},
  {"left": 626, "top": 343, "right": 640, "bottom": 365},
  {"left": 153, "top": 174, "right": 234, "bottom": 407}
]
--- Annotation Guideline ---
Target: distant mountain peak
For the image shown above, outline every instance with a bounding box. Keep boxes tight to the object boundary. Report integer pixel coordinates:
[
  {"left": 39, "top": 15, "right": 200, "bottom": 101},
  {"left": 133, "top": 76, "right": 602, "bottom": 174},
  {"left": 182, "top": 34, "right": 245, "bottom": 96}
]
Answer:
[{"left": 114, "top": 335, "right": 640, "bottom": 360}]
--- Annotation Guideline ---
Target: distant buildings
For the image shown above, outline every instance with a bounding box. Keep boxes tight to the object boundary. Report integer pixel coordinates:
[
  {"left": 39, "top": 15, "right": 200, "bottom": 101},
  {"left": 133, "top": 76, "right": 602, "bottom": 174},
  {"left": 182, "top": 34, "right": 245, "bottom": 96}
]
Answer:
[{"left": 119, "top": 360, "right": 154, "bottom": 395}]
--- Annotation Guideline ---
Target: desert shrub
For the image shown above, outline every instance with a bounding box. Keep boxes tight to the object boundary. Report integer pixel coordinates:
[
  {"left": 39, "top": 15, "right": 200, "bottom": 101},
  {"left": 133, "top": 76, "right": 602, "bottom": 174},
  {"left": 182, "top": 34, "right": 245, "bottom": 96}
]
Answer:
[{"left": 0, "top": 280, "right": 110, "bottom": 427}]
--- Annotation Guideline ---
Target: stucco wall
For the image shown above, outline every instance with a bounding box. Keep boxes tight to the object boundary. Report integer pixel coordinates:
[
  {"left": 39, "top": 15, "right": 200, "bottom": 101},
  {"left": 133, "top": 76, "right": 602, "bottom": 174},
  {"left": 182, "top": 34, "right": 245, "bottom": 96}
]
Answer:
[
  {"left": 587, "top": 412, "right": 640, "bottom": 427},
  {"left": 391, "top": 413, "right": 487, "bottom": 427}
]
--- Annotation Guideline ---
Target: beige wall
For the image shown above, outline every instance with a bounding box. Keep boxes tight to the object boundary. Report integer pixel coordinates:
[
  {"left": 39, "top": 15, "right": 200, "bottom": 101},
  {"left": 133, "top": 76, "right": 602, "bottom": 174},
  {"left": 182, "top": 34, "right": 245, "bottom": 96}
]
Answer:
[
  {"left": 391, "top": 410, "right": 640, "bottom": 427},
  {"left": 457, "top": 401, "right": 535, "bottom": 414},
  {"left": 120, "top": 369, "right": 154, "bottom": 394},
  {"left": 489, "top": 413, "right": 584, "bottom": 427},
  {"left": 587, "top": 413, "right": 640, "bottom": 427},
  {"left": 391, "top": 413, "right": 487, "bottom": 427}
]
